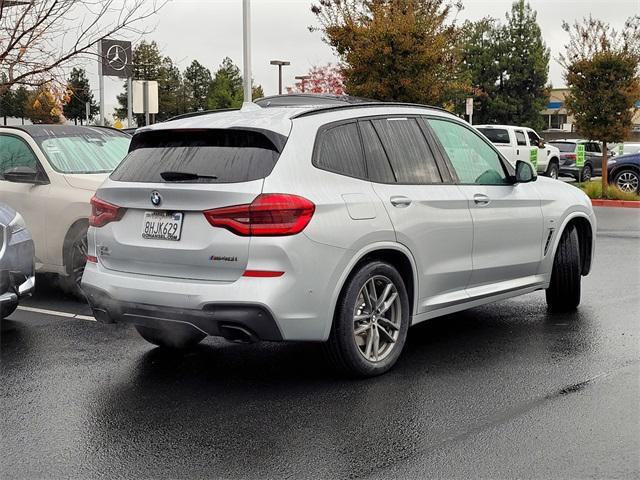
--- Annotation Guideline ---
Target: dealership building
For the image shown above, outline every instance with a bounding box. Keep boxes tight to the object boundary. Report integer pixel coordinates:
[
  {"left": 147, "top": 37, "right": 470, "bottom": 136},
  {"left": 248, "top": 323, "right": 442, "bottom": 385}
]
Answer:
[{"left": 542, "top": 88, "right": 640, "bottom": 133}]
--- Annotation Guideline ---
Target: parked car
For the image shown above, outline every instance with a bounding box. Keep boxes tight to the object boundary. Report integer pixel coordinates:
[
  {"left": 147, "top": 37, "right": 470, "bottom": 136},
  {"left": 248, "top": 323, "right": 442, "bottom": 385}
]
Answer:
[
  {"left": 82, "top": 102, "right": 595, "bottom": 377},
  {"left": 0, "top": 203, "right": 35, "bottom": 319},
  {"left": 610, "top": 142, "right": 640, "bottom": 157},
  {"left": 475, "top": 124, "right": 561, "bottom": 178},
  {"left": 0, "top": 125, "right": 131, "bottom": 294},
  {"left": 608, "top": 152, "right": 640, "bottom": 194},
  {"left": 548, "top": 139, "right": 605, "bottom": 182}
]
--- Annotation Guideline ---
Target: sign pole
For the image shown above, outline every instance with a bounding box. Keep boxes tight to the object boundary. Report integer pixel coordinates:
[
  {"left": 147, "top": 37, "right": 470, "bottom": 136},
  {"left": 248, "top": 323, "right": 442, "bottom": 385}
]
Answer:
[
  {"left": 242, "top": 0, "right": 252, "bottom": 104},
  {"left": 127, "top": 77, "right": 133, "bottom": 128},
  {"left": 143, "top": 80, "right": 150, "bottom": 126},
  {"left": 98, "top": 40, "right": 105, "bottom": 126},
  {"left": 85, "top": 102, "right": 90, "bottom": 125}
]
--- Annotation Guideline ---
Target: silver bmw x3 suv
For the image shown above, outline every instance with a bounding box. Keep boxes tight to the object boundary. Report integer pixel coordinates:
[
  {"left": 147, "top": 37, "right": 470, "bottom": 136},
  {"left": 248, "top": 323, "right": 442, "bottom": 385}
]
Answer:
[{"left": 82, "top": 102, "right": 596, "bottom": 377}]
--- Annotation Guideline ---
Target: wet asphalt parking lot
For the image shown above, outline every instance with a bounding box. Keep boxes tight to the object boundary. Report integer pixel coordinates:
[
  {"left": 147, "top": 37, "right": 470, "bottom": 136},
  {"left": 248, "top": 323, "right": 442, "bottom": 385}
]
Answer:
[{"left": 1, "top": 207, "right": 639, "bottom": 479}]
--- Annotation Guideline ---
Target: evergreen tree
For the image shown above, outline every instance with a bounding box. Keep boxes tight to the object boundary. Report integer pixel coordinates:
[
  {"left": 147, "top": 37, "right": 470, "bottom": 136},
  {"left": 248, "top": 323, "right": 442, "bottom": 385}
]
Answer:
[
  {"left": 12, "top": 87, "right": 29, "bottom": 125},
  {"left": 184, "top": 60, "right": 212, "bottom": 111},
  {"left": 208, "top": 57, "right": 243, "bottom": 109},
  {"left": 0, "top": 87, "right": 15, "bottom": 125},
  {"left": 498, "top": 0, "right": 550, "bottom": 130},
  {"left": 205, "top": 57, "right": 267, "bottom": 110},
  {"left": 63, "top": 68, "right": 98, "bottom": 125}
]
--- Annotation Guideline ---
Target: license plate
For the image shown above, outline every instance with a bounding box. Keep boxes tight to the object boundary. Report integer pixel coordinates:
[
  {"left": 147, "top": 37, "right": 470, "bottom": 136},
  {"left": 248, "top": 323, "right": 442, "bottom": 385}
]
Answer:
[{"left": 142, "top": 211, "right": 184, "bottom": 241}]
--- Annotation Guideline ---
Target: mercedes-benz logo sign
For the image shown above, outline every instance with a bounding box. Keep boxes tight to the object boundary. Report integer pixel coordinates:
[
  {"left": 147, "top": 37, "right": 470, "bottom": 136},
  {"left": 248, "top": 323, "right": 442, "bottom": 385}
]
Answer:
[
  {"left": 150, "top": 191, "right": 162, "bottom": 207},
  {"left": 106, "top": 44, "right": 128, "bottom": 71}
]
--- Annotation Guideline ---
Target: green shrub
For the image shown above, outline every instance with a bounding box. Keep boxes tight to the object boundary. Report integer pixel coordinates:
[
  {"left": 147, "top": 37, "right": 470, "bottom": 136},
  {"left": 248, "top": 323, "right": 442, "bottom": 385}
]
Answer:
[{"left": 577, "top": 181, "right": 640, "bottom": 201}]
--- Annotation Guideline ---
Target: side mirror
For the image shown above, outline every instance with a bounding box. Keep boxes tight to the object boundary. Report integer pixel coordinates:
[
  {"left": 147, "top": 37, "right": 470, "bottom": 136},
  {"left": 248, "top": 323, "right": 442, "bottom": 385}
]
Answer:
[
  {"left": 538, "top": 140, "right": 545, "bottom": 149},
  {"left": 3, "top": 166, "right": 47, "bottom": 184},
  {"left": 515, "top": 160, "right": 536, "bottom": 183}
]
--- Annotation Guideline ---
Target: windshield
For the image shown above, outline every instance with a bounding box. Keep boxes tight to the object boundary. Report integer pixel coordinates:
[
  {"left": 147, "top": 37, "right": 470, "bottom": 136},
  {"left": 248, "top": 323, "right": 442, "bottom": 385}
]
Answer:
[
  {"left": 549, "top": 142, "right": 576, "bottom": 153},
  {"left": 37, "top": 132, "right": 130, "bottom": 174},
  {"left": 477, "top": 128, "right": 510, "bottom": 144}
]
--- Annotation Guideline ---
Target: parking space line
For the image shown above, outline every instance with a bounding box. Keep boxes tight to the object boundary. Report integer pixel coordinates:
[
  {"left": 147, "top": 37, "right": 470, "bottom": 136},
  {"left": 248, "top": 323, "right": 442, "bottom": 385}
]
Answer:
[{"left": 17, "top": 306, "right": 96, "bottom": 322}]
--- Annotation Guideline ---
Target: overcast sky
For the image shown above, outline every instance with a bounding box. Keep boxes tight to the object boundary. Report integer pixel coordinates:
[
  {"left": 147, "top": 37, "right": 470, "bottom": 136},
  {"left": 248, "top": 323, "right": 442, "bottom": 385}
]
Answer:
[{"left": 95, "top": 0, "right": 639, "bottom": 118}]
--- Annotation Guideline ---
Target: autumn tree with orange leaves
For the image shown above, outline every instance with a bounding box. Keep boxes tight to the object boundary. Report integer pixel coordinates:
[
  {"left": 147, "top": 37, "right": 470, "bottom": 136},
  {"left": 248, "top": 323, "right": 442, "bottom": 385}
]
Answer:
[{"left": 311, "top": 0, "right": 469, "bottom": 106}]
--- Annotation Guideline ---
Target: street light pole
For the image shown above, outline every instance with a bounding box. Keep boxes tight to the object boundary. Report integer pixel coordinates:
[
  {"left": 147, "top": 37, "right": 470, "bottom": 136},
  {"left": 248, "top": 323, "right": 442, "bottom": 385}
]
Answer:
[
  {"left": 295, "top": 75, "right": 311, "bottom": 93},
  {"left": 270, "top": 60, "right": 290, "bottom": 95},
  {"left": 242, "top": 0, "right": 252, "bottom": 104}
]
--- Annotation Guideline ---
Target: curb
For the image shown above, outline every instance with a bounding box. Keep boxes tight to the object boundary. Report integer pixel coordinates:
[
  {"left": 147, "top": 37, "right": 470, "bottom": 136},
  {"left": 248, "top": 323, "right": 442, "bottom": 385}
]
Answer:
[{"left": 591, "top": 199, "right": 640, "bottom": 209}]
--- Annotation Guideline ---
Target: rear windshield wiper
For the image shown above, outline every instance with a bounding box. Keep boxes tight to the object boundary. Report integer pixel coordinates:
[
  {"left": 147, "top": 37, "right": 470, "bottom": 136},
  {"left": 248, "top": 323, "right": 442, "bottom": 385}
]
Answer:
[{"left": 160, "top": 171, "right": 218, "bottom": 181}]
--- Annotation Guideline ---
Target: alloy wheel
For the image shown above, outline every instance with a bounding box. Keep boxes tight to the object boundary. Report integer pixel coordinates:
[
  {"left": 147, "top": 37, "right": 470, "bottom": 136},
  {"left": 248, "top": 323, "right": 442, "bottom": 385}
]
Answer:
[
  {"left": 352, "top": 275, "right": 402, "bottom": 362},
  {"left": 615, "top": 171, "right": 639, "bottom": 193}
]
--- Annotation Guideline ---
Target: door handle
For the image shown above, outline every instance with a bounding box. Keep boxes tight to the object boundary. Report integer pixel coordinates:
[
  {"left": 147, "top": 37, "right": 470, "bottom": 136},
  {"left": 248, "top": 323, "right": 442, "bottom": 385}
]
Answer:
[
  {"left": 473, "top": 194, "right": 491, "bottom": 206},
  {"left": 390, "top": 196, "right": 412, "bottom": 208}
]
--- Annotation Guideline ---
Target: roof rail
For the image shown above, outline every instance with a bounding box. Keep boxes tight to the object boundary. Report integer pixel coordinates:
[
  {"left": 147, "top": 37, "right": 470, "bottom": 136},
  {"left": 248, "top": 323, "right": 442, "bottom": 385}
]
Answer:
[
  {"left": 290, "top": 102, "right": 454, "bottom": 119},
  {"left": 166, "top": 108, "right": 239, "bottom": 122}
]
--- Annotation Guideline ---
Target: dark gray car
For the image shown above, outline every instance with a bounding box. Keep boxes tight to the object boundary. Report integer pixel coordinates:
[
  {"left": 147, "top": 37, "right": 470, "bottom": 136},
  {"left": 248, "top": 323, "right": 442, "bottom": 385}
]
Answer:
[{"left": 0, "top": 203, "right": 35, "bottom": 319}]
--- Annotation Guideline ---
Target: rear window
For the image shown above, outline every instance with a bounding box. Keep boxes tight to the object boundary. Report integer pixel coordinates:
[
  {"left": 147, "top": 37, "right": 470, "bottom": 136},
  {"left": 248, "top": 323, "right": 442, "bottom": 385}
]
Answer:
[
  {"left": 110, "top": 129, "right": 284, "bottom": 183},
  {"left": 549, "top": 142, "right": 576, "bottom": 153},
  {"left": 477, "top": 128, "right": 510, "bottom": 144}
]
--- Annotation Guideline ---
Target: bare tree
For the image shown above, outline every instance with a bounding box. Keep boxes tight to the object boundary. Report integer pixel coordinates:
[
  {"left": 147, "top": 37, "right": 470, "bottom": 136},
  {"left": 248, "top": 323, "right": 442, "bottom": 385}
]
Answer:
[{"left": 0, "top": 0, "right": 166, "bottom": 96}]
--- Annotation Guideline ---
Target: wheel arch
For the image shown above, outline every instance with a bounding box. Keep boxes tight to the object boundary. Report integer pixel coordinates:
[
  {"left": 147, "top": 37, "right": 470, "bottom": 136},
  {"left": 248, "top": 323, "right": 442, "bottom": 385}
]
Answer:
[
  {"left": 62, "top": 218, "right": 89, "bottom": 275},
  {"left": 326, "top": 243, "right": 419, "bottom": 339},
  {"left": 553, "top": 213, "right": 594, "bottom": 276}
]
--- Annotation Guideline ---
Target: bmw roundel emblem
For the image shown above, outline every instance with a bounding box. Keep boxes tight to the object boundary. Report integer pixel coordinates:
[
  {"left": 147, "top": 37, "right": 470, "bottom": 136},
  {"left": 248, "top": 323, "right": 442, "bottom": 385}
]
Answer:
[{"left": 150, "top": 191, "right": 162, "bottom": 206}]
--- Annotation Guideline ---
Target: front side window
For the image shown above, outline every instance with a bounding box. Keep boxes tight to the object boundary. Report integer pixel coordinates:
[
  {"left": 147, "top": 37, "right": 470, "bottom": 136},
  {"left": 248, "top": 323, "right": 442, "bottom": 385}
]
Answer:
[
  {"left": 371, "top": 117, "right": 441, "bottom": 184},
  {"left": 0, "top": 135, "right": 38, "bottom": 178},
  {"left": 514, "top": 130, "right": 527, "bottom": 146},
  {"left": 38, "top": 132, "right": 130, "bottom": 174},
  {"left": 428, "top": 119, "right": 510, "bottom": 185},
  {"left": 526, "top": 130, "right": 541, "bottom": 146},
  {"left": 314, "top": 122, "right": 366, "bottom": 179}
]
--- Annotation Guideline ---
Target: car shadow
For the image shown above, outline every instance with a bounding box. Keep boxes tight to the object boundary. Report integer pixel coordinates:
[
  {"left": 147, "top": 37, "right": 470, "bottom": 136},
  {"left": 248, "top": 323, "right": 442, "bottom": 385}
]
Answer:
[{"left": 82, "top": 295, "right": 597, "bottom": 478}]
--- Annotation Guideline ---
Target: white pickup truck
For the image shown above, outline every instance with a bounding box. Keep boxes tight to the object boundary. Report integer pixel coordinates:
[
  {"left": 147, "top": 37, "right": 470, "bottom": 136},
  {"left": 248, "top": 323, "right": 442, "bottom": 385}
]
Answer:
[{"left": 476, "top": 124, "right": 561, "bottom": 179}]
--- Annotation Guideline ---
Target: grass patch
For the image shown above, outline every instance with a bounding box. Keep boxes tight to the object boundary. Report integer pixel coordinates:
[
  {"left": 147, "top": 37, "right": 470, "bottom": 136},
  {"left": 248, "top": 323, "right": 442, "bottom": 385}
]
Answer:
[{"left": 576, "top": 181, "right": 640, "bottom": 201}]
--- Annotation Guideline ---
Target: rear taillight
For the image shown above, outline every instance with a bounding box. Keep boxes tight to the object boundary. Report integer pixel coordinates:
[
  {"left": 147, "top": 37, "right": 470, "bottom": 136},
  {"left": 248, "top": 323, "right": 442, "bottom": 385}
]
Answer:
[
  {"left": 89, "top": 195, "right": 125, "bottom": 228},
  {"left": 204, "top": 194, "right": 315, "bottom": 236},
  {"left": 564, "top": 153, "right": 577, "bottom": 161}
]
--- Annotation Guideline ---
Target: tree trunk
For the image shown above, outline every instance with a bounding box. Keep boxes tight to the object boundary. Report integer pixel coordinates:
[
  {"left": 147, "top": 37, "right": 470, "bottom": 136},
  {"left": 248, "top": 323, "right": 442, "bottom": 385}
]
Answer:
[{"left": 601, "top": 141, "right": 608, "bottom": 197}]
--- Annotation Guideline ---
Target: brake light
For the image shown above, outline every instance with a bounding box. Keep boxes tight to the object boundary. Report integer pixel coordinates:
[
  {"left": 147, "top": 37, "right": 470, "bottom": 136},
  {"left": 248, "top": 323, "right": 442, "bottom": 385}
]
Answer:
[
  {"left": 86, "top": 255, "right": 98, "bottom": 264},
  {"left": 204, "top": 194, "right": 315, "bottom": 236},
  {"left": 564, "top": 153, "right": 577, "bottom": 161},
  {"left": 89, "top": 195, "right": 125, "bottom": 227}
]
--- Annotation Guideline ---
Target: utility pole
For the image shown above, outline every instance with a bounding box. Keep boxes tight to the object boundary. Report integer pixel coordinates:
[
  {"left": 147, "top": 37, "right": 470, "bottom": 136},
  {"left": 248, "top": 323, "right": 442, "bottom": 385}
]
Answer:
[
  {"left": 295, "top": 75, "right": 311, "bottom": 93},
  {"left": 242, "top": 0, "right": 252, "bottom": 104},
  {"left": 270, "top": 60, "right": 290, "bottom": 95}
]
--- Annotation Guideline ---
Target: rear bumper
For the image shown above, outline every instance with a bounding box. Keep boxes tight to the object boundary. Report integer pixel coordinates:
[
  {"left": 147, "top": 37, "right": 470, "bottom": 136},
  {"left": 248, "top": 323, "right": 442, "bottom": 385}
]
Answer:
[{"left": 84, "top": 284, "right": 282, "bottom": 341}]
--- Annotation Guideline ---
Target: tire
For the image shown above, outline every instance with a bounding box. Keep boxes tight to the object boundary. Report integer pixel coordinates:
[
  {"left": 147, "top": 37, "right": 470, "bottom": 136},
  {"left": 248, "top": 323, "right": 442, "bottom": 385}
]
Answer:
[
  {"left": 0, "top": 299, "right": 18, "bottom": 319},
  {"left": 61, "top": 227, "right": 88, "bottom": 299},
  {"left": 545, "top": 162, "right": 559, "bottom": 179},
  {"left": 325, "top": 260, "right": 410, "bottom": 377},
  {"left": 613, "top": 169, "right": 640, "bottom": 194},
  {"left": 546, "top": 226, "right": 581, "bottom": 312},
  {"left": 581, "top": 164, "right": 592, "bottom": 182},
  {"left": 135, "top": 323, "right": 205, "bottom": 350}
]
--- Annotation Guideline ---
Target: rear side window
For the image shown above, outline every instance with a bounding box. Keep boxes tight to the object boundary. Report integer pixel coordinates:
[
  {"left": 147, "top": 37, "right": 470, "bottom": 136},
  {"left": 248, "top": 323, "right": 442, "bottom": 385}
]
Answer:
[
  {"left": 313, "top": 122, "right": 366, "bottom": 178},
  {"left": 359, "top": 121, "right": 396, "bottom": 183},
  {"left": 477, "top": 128, "right": 510, "bottom": 144},
  {"left": 371, "top": 117, "right": 441, "bottom": 184},
  {"left": 110, "top": 129, "right": 283, "bottom": 183}
]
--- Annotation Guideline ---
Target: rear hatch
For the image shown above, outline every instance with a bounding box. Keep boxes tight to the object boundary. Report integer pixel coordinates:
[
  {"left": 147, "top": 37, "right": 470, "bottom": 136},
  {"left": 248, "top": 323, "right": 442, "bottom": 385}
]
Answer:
[{"left": 93, "top": 128, "right": 286, "bottom": 282}]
